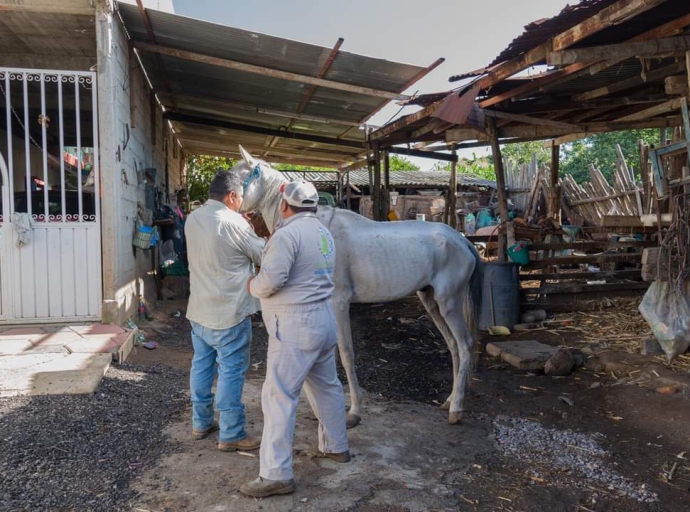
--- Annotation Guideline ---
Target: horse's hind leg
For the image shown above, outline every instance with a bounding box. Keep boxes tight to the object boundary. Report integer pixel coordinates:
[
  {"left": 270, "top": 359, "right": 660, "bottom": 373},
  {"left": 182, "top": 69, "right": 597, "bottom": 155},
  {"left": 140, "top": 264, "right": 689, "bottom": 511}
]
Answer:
[
  {"left": 435, "top": 290, "right": 474, "bottom": 425},
  {"left": 417, "top": 287, "right": 458, "bottom": 411},
  {"left": 333, "top": 298, "right": 362, "bottom": 428}
]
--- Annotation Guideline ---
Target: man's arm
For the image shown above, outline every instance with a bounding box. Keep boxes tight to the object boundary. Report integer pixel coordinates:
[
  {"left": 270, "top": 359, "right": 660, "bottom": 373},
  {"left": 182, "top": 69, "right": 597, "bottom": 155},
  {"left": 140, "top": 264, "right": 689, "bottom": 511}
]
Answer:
[
  {"left": 229, "top": 222, "right": 265, "bottom": 267},
  {"left": 249, "top": 231, "right": 295, "bottom": 299}
]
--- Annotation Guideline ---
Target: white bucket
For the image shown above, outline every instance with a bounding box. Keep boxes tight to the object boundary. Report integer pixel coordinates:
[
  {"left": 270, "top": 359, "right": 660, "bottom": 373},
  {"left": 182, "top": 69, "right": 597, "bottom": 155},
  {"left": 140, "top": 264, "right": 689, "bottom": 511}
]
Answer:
[{"left": 416, "top": 214, "right": 426, "bottom": 221}]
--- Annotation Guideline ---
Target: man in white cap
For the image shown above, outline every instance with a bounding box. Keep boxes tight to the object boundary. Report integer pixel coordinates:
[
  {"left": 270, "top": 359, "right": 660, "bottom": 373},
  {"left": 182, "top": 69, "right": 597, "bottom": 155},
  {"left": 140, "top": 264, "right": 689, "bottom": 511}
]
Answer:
[{"left": 240, "top": 180, "right": 349, "bottom": 498}]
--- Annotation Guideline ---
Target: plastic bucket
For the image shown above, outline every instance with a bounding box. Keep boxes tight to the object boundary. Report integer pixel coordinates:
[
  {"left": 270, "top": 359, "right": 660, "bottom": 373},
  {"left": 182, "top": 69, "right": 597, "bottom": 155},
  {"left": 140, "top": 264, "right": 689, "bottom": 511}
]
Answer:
[{"left": 507, "top": 242, "right": 530, "bottom": 265}]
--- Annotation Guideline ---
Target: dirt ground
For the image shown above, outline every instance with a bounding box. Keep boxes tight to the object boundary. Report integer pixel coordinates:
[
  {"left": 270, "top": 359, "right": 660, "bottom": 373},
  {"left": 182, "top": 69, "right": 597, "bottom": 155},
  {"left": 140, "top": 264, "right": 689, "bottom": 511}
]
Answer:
[{"left": 124, "top": 297, "right": 690, "bottom": 512}]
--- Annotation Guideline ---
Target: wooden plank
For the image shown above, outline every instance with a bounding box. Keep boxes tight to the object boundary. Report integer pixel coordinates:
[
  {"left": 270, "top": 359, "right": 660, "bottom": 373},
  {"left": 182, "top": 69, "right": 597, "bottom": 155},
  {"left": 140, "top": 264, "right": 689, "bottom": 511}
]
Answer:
[
  {"left": 487, "top": 117, "right": 512, "bottom": 258},
  {"left": 523, "top": 253, "right": 642, "bottom": 269},
  {"left": 528, "top": 240, "right": 656, "bottom": 251},
  {"left": 520, "top": 299, "right": 644, "bottom": 312},
  {"left": 574, "top": 61, "right": 687, "bottom": 101},
  {"left": 521, "top": 281, "right": 649, "bottom": 294},
  {"left": 370, "top": 100, "right": 443, "bottom": 140},
  {"left": 598, "top": 215, "right": 642, "bottom": 227},
  {"left": 567, "top": 189, "right": 637, "bottom": 206},
  {"left": 132, "top": 41, "right": 409, "bottom": 100},
  {"left": 665, "top": 75, "right": 689, "bottom": 95},
  {"left": 479, "top": 12, "right": 690, "bottom": 109},
  {"left": 579, "top": 225, "right": 657, "bottom": 234},
  {"left": 483, "top": 110, "right": 582, "bottom": 131},
  {"left": 165, "top": 112, "right": 365, "bottom": 149},
  {"left": 551, "top": 0, "right": 665, "bottom": 52},
  {"left": 615, "top": 98, "right": 683, "bottom": 122},
  {"left": 548, "top": 35, "right": 690, "bottom": 65},
  {"left": 519, "top": 269, "right": 642, "bottom": 281}
]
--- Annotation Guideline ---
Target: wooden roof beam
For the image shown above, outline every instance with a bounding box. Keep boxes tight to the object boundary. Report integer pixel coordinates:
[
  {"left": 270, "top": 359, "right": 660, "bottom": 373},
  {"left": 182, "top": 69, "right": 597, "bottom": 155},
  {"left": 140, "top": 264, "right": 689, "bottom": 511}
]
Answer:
[
  {"left": 574, "top": 60, "right": 686, "bottom": 101},
  {"left": 181, "top": 140, "right": 354, "bottom": 163},
  {"left": 549, "top": 35, "right": 690, "bottom": 65},
  {"left": 337, "top": 56, "right": 446, "bottom": 139},
  {"left": 452, "top": 0, "right": 664, "bottom": 89},
  {"left": 479, "top": 11, "right": 690, "bottom": 108},
  {"left": 483, "top": 110, "right": 582, "bottom": 131},
  {"left": 615, "top": 97, "right": 683, "bottom": 122},
  {"left": 446, "top": 116, "right": 682, "bottom": 142},
  {"left": 132, "top": 41, "right": 409, "bottom": 100},
  {"left": 165, "top": 112, "right": 365, "bottom": 149}
]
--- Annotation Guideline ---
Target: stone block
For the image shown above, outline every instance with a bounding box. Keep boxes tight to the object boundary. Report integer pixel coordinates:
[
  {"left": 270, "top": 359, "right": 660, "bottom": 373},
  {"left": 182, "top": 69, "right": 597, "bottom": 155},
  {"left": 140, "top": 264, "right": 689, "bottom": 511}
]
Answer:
[{"left": 485, "top": 340, "right": 559, "bottom": 370}]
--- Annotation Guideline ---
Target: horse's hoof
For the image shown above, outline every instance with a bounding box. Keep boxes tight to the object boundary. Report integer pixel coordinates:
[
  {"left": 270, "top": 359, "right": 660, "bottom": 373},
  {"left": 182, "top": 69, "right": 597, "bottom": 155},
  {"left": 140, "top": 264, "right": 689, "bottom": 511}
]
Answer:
[
  {"left": 440, "top": 400, "right": 451, "bottom": 411},
  {"left": 346, "top": 414, "right": 361, "bottom": 429},
  {"left": 448, "top": 411, "right": 463, "bottom": 425}
]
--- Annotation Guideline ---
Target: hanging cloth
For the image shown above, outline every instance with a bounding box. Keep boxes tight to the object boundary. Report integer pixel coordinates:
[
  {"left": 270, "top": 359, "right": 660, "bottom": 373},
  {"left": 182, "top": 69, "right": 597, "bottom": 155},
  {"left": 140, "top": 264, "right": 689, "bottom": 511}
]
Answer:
[{"left": 14, "top": 212, "right": 34, "bottom": 248}]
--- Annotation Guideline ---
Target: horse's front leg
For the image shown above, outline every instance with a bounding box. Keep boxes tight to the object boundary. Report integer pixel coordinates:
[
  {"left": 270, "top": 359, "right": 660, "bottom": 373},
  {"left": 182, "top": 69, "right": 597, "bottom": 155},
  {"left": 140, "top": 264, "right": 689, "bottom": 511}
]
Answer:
[{"left": 333, "top": 297, "right": 362, "bottom": 428}]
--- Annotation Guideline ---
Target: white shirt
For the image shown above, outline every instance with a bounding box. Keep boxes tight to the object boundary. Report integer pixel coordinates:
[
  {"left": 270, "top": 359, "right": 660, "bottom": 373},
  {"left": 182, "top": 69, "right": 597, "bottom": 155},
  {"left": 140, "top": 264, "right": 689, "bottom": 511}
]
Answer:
[
  {"left": 250, "top": 213, "right": 335, "bottom": 308},
  {"left": 185, "top": 199, "right": 265, "bottom": 329}
]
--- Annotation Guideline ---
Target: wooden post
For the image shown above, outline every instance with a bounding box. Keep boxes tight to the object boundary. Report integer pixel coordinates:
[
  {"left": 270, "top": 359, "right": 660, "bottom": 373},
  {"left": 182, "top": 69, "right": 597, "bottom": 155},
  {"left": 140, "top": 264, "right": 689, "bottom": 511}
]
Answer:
[
  {"left": 373, "top": 143, "right": 382, "bottom": 221},
  {"left": 449, "top": 146, "right": 458, "bottom": 229},
  {"left": 382, "top": 150, "right": 390, "bottom": 220},
  {"left": 639, "top": 141, "right": 651, "bottom": 213},
  {"left": 346, "top": 169, "right": 351, "bottom": 211},
  {"left": 487, "top": 118, "right": 513, "bottom": 260},
  {"left": 549, "top": 144, "right": 560, "bottom": 220}
]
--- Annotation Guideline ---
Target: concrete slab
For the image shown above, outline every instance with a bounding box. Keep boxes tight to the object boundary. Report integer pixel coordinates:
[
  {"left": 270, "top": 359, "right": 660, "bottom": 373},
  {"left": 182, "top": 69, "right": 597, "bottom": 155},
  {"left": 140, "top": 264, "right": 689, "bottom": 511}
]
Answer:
[
  {"left": 0, "top": 352, "right": 111, "bottom": 397},
  {"left": 485, "top": 340, "right": 559, "bottom": 370},
  {"left": 64, "top": 337, "right": 118, "bottom": 354},
  {"left": 0, "top": 339, "right": 34, "bottom": 355},
  {"left": 71, "top": 324, "right": 125, "bottom": 335},
  {"left": 30, "top": 332, "right": 84, "bottom": 347}
]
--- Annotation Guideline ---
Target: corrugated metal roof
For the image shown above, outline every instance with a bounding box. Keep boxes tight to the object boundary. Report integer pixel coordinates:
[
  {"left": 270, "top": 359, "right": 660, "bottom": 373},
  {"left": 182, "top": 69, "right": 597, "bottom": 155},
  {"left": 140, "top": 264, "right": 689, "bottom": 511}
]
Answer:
[
  {"left": 116, "top": 2, "right": 428, "bottom": 166},
  {"left": 279, "top": 170, "right": 496, "bottom": 189}
]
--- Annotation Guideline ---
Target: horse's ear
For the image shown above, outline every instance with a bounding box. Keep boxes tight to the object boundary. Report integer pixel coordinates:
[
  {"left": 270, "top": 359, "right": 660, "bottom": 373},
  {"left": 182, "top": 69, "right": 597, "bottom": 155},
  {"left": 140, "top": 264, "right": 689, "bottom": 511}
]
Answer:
[{"left": 238, "top": 145, "right": 257, "bottom": 168}]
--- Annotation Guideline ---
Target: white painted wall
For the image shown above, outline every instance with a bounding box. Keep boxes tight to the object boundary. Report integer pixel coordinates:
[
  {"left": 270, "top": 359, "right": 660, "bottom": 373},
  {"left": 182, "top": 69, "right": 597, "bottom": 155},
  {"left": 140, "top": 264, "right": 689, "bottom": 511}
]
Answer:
[{"left": 97, "top": 7, "right": 183, "bottom": 323}]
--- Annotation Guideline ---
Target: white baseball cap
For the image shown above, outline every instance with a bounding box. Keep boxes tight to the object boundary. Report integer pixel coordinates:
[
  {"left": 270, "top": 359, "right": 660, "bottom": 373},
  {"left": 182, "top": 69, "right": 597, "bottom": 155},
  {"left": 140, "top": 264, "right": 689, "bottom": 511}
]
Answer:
[{"left": 280, "top": 180, "right": 319, "bottom": 207}]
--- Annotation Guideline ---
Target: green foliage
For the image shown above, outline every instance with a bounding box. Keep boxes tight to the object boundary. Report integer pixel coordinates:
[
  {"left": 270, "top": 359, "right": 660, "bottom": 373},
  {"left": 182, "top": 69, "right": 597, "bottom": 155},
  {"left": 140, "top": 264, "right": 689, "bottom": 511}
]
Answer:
[
  {"left": 186, "top": 155, "right": 235, "bottom": 203},
  {"left": 560, "top": 129, "right": 660, "bottom": 183},
  {"left": 434, "top": 153, "right": 497, "bottom": 182},
  {"left": 500, "top": 140, "right": 550, "bottom": 167},
  {"left": 388, "top": 155, "right": 420, "bottom": 171},
  {"left": 497, "top": 129, "right": 662, "bottom": 184},
  {"left": 272, "top": 162, "right": 335, "bottom": 171}
]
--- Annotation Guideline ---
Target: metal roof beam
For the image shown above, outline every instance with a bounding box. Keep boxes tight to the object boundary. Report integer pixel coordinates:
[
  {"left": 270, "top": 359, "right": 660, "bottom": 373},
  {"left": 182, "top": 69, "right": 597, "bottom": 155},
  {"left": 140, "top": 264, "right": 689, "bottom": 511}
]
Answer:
[
  {"left": 386, "top": 146, "right": 457, "bottom": 162},
  {"left": 132, "top": 41, "right": 409, "bottom": 100},
  {"left": 165, "top": 112, "right": 365, "bottom": 149}
]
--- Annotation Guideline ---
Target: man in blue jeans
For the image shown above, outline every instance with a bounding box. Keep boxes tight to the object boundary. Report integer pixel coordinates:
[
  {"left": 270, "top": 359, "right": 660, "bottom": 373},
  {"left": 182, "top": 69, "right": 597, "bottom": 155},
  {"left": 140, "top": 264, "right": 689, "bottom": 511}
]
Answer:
[{"left": 185, "top": 170, "right": 265, "bottom": 452}]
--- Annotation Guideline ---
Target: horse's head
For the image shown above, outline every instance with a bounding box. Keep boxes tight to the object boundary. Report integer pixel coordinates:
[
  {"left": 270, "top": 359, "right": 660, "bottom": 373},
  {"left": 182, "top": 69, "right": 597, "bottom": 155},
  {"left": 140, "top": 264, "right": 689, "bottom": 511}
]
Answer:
[{"left": 231, "top": 145, "right": 276, "bottom": 213}]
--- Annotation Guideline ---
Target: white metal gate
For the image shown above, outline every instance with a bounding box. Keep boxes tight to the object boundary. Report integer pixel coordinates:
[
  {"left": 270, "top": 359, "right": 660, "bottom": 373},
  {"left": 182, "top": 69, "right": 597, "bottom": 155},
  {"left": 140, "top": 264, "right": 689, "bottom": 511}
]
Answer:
[{"left": 0, "top": 68, "right": 101, "bottom": 323}]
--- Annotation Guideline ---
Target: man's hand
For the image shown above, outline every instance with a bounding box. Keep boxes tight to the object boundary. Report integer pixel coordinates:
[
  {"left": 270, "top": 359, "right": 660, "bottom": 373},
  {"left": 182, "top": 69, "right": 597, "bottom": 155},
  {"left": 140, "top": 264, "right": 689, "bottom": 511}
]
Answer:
[{"left": 247, "top": 276, "right": 254, "bottom": 293}]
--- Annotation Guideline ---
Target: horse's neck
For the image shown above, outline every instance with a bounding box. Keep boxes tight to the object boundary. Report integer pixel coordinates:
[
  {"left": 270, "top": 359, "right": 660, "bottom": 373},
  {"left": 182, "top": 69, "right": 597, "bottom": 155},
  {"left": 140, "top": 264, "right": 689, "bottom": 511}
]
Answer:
[{"left": 257, "top": 170, "right": 287, "bottom": 233}]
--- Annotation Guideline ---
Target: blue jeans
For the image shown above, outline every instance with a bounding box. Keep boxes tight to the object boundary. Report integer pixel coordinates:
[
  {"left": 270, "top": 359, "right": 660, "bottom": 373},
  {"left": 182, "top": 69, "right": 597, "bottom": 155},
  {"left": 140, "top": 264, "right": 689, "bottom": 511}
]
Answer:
[{"left": 189, "top": 317, "right": 251, "bottom": 443}]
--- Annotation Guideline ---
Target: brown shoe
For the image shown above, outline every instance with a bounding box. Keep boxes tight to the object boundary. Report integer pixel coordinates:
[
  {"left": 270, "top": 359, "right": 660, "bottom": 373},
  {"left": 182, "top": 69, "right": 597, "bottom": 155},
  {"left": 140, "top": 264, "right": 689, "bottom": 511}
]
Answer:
[
  {"left": 218, "top": 434, "right": 261, "bottom": 452},
  {"left": 320, "top": 450, "right": 351, "bottom": 463},
  {"left": 192, "top": 420, "right": 219, "bottom": 440},
  {"left": 239, "top": 476, "right": 296, "bottom": 498}
]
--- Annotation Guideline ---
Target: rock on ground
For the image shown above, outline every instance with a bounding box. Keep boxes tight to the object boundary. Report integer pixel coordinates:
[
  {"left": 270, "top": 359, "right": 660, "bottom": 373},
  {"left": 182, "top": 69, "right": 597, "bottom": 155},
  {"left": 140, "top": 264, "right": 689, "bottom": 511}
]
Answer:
[
  {"left": 486, "top": 340, "right": 558, "bottom": 370},
  {"left": 545, "top": 348, "right": 576, "bottom": 376}
]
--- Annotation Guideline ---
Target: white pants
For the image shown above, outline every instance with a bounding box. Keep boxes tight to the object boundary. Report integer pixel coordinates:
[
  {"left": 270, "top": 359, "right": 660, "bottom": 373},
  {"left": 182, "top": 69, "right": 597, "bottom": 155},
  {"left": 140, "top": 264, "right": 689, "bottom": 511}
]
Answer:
[{"left": 259, "top": 299, "right": 349, "bottom": 481}]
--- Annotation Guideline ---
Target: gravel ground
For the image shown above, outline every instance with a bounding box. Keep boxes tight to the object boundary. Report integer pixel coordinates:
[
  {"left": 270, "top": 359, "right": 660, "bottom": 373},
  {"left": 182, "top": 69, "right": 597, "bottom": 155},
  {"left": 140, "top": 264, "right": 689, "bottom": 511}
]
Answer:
[
  {"left": 0, "top": 363, "right": 187, "bottom": 512},
  {"left": 493, "top": 415, "right": 659, "bottom": 503}
]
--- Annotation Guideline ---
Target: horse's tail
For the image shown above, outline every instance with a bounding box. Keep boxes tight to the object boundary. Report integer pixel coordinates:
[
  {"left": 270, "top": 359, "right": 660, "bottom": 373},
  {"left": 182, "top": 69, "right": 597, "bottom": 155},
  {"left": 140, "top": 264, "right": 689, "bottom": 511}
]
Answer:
[{"left": 463, "top": 240, "right": 484, "bottom": 347}]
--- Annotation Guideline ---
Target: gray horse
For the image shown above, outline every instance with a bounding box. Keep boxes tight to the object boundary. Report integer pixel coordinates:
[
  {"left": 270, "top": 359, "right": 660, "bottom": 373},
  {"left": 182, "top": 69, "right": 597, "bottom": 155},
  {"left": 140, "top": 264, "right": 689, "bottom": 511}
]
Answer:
[{"left": 234, "top": 146, "right": 483, "bottom": 427}]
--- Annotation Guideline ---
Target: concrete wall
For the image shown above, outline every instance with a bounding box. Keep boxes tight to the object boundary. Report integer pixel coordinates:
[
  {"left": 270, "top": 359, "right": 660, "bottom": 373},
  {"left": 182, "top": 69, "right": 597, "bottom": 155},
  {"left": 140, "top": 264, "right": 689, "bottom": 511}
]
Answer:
[{"left": 97, "top": 7, "right": 183, "bottom": 323}]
